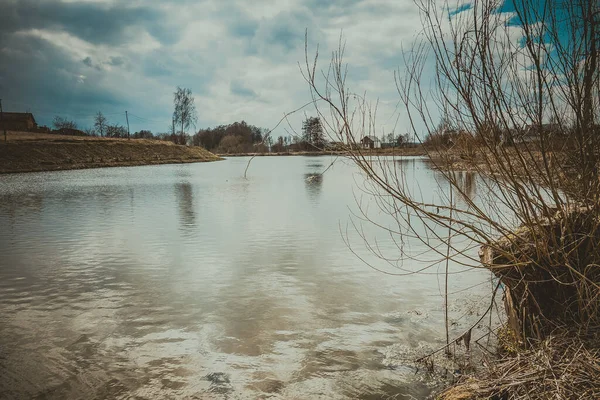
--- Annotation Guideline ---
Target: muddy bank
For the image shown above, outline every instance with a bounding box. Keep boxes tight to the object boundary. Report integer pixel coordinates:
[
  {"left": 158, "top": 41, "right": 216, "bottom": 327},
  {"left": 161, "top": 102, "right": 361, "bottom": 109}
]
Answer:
[{"left": 0, "top": 132, "right": 221, "bottom": 174}]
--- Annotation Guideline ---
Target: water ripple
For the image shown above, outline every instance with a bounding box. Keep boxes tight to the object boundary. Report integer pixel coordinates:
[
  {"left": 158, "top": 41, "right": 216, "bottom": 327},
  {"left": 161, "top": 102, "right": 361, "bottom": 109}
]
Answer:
[{"left": 0, "top": 158, "right": 494, "bottom": 399}]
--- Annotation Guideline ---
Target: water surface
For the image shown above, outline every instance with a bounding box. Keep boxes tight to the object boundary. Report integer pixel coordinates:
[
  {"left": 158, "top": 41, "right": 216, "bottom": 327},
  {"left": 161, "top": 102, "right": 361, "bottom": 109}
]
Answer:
[{"left": 0, "top": 156, "right": 494, "bottom": 399}]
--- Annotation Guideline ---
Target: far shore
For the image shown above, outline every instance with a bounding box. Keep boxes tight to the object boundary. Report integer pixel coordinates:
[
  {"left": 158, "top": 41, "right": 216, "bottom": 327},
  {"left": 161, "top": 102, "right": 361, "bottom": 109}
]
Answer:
[
  {"left": 217, "top": 146, "right": 427, "bottom": 158},
  {"left": 0, "top": 131, "right": 429, "bottom": 174}
]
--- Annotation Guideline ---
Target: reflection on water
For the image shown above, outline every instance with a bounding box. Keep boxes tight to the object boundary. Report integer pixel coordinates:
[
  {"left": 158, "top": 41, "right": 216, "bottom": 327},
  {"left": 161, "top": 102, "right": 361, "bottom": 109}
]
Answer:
[
  {"left": 304, "top": 173, "right": 323, "bottom": 201},
  {"left": 0, "top": 192, "right": 44, "bottom": 227},
  {"left": 0, "top": 156, "right": 492, "bottom": 399},
  {"left": 175, "top": 181, "right": 196, "bottom": 229},
  {"left": 455, "top": 170, "right": 477, "bottom": 203},
  {"left": 418, "top": 159, "right": 479, "bottom": 204},
  {"left": 305, "top": 160, "right": 324, "bottom": 202}
]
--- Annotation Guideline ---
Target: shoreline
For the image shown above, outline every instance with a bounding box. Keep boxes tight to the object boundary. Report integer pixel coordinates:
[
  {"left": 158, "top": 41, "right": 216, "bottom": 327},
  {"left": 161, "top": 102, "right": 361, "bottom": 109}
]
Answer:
[
  {"left": 217, "top": 147, "right": 427, "bottom": 158},
  {"left": 0, "top": 132, "right": 427, "bottom": 174},
  {"left": 0, "top": 158, "right": 222, "bottom": 175}
]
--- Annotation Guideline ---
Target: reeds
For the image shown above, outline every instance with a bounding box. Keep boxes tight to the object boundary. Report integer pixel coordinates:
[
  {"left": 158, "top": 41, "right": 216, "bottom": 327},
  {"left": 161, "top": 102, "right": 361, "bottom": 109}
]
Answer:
[{"left": 440, "top": 335, "right": 600, "bottom": 400}]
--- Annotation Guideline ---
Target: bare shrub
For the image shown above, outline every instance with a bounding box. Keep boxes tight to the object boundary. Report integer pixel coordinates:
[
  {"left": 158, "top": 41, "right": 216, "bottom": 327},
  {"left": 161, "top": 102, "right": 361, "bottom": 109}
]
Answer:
[{"left": 301, "top": 0, "right": 600, "bottom": 356}]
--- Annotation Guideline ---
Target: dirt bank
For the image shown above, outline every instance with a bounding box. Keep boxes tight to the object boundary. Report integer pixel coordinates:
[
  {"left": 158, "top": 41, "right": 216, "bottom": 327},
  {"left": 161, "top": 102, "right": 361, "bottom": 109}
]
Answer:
[{"left": 0, "top": 131, "right": 221, "bottom": 174}]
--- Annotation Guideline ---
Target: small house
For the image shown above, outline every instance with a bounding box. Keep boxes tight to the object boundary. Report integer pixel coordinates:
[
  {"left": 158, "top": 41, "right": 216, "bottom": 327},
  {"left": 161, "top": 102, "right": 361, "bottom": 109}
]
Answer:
[
  {"left": 0, "top": 112, "right": 37, "bottom": 131},
  {"left": 360, "top": 135, "right": 381, "bottom": 149}
]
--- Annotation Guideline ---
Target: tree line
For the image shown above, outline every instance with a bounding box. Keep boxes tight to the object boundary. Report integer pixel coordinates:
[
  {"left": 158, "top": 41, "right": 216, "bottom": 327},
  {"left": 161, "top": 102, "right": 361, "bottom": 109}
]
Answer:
[
  {"left": 50, "top": 111, "right": 274, "bottom": 152},
  {"left": 48, "top": 86, "right": 343, "bottom": 154}
]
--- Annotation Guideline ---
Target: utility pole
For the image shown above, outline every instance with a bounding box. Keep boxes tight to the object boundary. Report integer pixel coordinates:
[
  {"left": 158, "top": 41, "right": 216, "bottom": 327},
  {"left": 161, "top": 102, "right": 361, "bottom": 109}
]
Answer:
[
  {"left": 125, "top": 110, "right": 130, "bottom": 140},
  {"left": 0, "top": 99, "right": 6, "bottom": 142}
]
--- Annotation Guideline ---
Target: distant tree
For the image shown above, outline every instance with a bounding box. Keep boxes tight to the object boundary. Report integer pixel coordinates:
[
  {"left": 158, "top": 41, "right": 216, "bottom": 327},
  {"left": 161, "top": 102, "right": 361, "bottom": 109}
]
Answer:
[
  {"left": 265, "top": 134, "right": 273, "bottom": 152},
  {"left": 397, "top": 134, "right": 409, "bottom": 146},
  {"left": 191, "top": 132, "right": 201, "bottom": 146},
  {"left": 193, "top": 121, "right": 268, "bottom": 152},
  {"left": 94, "top": 112, "right": 107, "bottom": 137},
  {"left": 271, "top": 136, "right": 285, "bottom": 153},
  {"left": 133, "top": 130, "right": 154, "bottom": 139},
  {"left": 216, "top": 135, "right": 244, "bottom": 154},
  {"left": 84, "top": 127, "right": 96, "bottom": 136},
  {"left": 302, "top": 116, "right": 325, "bottom": 150},
  {"left": 250, "top": 125, "right": 263, "bottom": 143},
  {"left": 386, "top": 133, "right": 395, "bottom": 144},
  {"left": 106, "top": 124, "right": 127, "bottom": 138},
  {"left": 173, "top": 87, "right": 198, "bottom": 144},
  {"left": 170, "top": 132, "right": 189, "bottom": 145},
  {"left": 155, "top": 132, "right": 171, "bottom": 141},
  {"left": 194, "top": 127, "right": 223, "bottom": 149},
  {"left": 52, "top": 116, "right": 77, "bottom": 130}
]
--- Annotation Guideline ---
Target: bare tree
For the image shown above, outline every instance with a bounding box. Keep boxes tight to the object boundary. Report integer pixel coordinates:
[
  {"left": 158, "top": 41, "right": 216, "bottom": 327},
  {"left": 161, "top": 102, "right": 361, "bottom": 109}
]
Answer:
[
  {"left": 173, "top": 86, "right": 198, "bottom": 145},
  {"left": 106, "top": 123, "right": 127, "bottom": 138},
  {"left": 94, "top": 112, "right": 107, "bottom": 137},
  {"left": 302, "top": 2, "right": 600, "bottom": 388},
  {"left": 52, "top": 116, "right": 77, "bottom": 131}
]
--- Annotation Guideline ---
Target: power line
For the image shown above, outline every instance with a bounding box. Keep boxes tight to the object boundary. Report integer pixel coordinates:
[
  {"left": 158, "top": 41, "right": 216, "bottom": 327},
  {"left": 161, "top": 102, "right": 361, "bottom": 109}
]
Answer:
[{"left": 127, "top": 113, "right": 171, "bottom": 124}]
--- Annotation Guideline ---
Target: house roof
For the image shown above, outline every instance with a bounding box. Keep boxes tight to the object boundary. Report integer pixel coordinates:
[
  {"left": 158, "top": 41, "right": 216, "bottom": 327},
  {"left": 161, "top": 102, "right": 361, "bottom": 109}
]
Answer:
[{"left": 1, "top": 112, "right": 36, "bottom": 124}]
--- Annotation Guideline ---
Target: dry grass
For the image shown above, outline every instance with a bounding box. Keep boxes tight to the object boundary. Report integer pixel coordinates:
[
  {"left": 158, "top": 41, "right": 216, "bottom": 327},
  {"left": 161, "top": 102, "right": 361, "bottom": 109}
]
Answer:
[
  {"left": 439, "top": 334, "right": 600, "bottom": 400},
  {"left": 437, "top": 201, "right": 600, "bottom": 400}
]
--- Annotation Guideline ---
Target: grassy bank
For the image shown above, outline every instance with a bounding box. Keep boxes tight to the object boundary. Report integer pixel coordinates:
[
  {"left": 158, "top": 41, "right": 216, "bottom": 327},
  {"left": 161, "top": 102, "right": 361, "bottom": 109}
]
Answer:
[{"left": 0, "top": 131, "right": 221, "bottom": 174}]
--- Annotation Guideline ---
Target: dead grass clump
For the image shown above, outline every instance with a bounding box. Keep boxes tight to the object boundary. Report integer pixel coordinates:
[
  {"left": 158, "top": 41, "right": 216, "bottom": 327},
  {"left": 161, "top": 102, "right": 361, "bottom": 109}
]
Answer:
[{"left": 439, "top": 335, "right": 600, "bottom": 400}]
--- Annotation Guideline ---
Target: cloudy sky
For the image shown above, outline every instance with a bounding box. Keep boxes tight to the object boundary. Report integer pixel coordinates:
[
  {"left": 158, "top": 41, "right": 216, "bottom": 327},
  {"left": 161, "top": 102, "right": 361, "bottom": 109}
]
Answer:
[{"left": 0, "top": 0, "right": 472, "bottom": 137}]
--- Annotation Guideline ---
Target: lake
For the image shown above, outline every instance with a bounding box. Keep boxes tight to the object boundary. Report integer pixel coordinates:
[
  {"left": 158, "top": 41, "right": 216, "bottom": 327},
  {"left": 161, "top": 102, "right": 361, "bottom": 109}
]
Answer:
[{"left": 0, "top": 156, "right": 495, "bottom": 399}]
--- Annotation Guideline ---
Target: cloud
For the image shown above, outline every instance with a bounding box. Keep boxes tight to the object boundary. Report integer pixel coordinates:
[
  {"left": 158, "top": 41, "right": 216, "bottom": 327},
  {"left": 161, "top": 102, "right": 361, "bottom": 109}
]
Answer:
[
  {"left": 0, "top": 0, "right": 179, "bottom": 46},
  {"left": 0, "top": 33, "right": 126, "bottom": 122},
  {"left": 107, "top": 56, "right": 125, "bottom": 67},
  {"left": 230, "top": 81, "right": 257, "bottom": 98},
  {"left": 229, "top": 19, "right": 259, "bottom": 38},
  {"left": 0, "top": 0, "right": 464, "bottom": 136}
]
